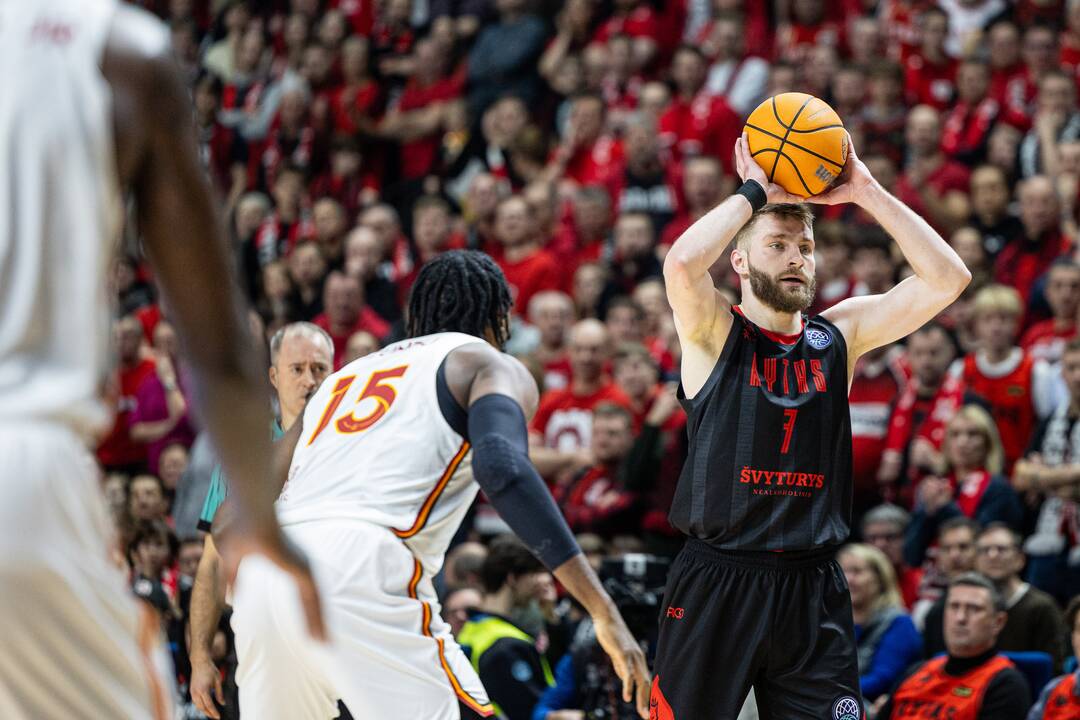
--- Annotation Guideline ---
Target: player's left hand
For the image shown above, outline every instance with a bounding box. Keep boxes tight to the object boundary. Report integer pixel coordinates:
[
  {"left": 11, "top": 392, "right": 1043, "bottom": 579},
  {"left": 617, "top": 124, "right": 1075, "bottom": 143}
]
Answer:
[
  {"left": 593, "top": 612, "right": 651, "bottom": 718},
  {"left": 802, "top": 132, "right": 879, "bottom": 206}
]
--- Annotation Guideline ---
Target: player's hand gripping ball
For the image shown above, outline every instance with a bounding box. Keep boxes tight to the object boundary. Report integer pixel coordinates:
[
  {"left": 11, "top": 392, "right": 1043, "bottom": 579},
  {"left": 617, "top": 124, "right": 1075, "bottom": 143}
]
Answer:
[{"left": 743, "top": 93, "right": 849, "bottom": 197}]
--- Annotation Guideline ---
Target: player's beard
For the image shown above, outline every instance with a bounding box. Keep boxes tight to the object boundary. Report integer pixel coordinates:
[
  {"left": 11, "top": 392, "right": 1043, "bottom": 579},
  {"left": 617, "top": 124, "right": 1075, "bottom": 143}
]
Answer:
[{"left": 746, "top": 262, "right": 816, "bottom": 314}]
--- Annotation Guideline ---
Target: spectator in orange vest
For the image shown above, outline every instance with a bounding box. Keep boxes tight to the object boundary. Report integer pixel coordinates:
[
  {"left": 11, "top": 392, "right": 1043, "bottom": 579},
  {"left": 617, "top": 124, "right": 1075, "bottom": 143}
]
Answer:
[
  {"left": 875, "top": 573, "right": 1031, "bottom": 719},
  {"left": 1027, "top": 594, "right": 1080, "bottom": 719}
]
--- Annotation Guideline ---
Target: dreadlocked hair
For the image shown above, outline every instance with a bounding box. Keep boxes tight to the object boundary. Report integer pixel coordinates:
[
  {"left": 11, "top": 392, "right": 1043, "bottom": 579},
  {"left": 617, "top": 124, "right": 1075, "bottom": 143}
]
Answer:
[{"left": 407, "top": 250, "right": 513, "bottom": 345}]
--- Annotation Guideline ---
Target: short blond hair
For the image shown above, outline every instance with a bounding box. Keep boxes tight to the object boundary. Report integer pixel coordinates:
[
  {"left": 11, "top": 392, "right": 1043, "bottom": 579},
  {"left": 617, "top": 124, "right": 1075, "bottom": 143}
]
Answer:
[
  {"left": 972, "top": 284, "right": 1023, "bottom": 318},
  {"left": 733, "top": 203, "right": 815, "bottom": 251}
]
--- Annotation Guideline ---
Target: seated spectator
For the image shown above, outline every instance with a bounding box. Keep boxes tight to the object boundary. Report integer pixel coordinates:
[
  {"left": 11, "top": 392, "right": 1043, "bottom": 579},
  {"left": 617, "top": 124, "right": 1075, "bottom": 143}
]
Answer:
[
  {"left": 606, "top": 113, "right": 676, "bottom": 233},
  {"left": 659, "top": 156, "right": 725, "bottom": 253},
  {"left": 839, "top": 544, "right": 923, "bottom": 702},
  {"left": 313, "top": 271, "right": 390, "bottom": 368},
  {"left": 287, "top": 241, "right": 328, "bottom": 320},
  {"left": 444, "top": 587, "right": 483, "bottom": 637},
  {"left": 344, "top": 330, "right": 380, "bottom": 364},
  {"left": 1021, "top": 259, "right": 1080, "bottom": 364},
  {"left": 444, "top": 541, "right": 489, "bottom": 593},
  {"left": 863, "top": 505, "right": 923, "bottom": 610},
  {"left": 849, "top": 342, "right": 907, "bottom": 515},
  {"left": 1015, "top": 339, "right": 1080, "bottom": 605},
  {"left": 700, "top": 11, "right": 769, "bottom": 117},
  {"left": 861, "top": 60, "right": 908, "bottom": 166},
  {"left": 572, "top": 262, "right": 609, "bottom": 320},
  {"left": 342, "top": 226, "right": 401, "bottom": 325},
  {"left": 994, "top": 176, "right": 1072, "bottom": 310},
  {"left": 962, "top": 284, "right": 1057, "bottom": 469},
  {"left": 329, "top": 36, "right": 380, "bottom": 137},
  {"left": 590, "top": 0, "right": 659, "bottom": 73},
  {"left": 555, "top": 403, "right": 642, "bottom": 539},
  {"left": 605, "top": 212, "right": 661, "bottom": 298},
  {"left": 157, "top": 443, "right": 190, "bottom": 498},
  {"left": 98, "top": 315, "right": 157, "bottom": 473},
  {"left": 129, "top": 343, "right": 194, "bottom": 478},
  {"left": 529, "top": 319, "right": 632, "bottom": 480},
  {"left": 129, "top": 474, "right": 169, "bottom": 524},
  {"left": 903, "top": 6, "right": 957, "bottom": 111},
  {"left": 457, "top": 536, "right": 555, "bottom": 720},
  {"left": 774, "top": 0, "right": 843, "bottom": 66},
  {"left": 128, "top": 519, "right": 180, "bottom": 622},
  {"left": 527, "top": 291, "right": 575, "bottom": 392},
  {"left": 254, "top": 165, "right": 315, "bottom": 267},
  {"left": 658, "top": 45, "right": 739, "bottom": 174},
  {"left": 915, "top": 517, "right": 981, "bottom": 636},
  {"left": 905, "top": 406, "right": 1023, "bottom": 568},
  {"left": 544, "top": 93, "right": 624, "bottom": 189},
  {"left": 1019, "top": 70, "right": 1080, "bottom": 180},
  {"left": 851, "top": 230, "right": 896, "bottom": 298},
  {"left": 875, "top": 573, "right": 1032, "bottom": 720},
  {"left": 942, "top": 59, "right": 1001, "bottom": 167},
  {"left": 311, "top": 197, "right": 348, "bottom": 271},
  {"left": 1027, "top": 595, "right": 1080, "bottom": 719},
  {"left": 895, "top": 105, "right": 971, "bottom": 235},
  {"left": 494, "top": 196, "right": 563, "bottom": 317},
  {"left": 968, "top": 164, "right": 1024, "bottom": 261},
  {"left": 975, "top": 523, "right": 1068, "bottom": 672}
]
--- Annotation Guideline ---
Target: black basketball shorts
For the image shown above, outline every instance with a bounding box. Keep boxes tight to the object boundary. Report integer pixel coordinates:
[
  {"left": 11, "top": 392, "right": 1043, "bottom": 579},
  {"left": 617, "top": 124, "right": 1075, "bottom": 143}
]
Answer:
[{"left": 649, "top": 539, "right": 863, "bottom": 720}]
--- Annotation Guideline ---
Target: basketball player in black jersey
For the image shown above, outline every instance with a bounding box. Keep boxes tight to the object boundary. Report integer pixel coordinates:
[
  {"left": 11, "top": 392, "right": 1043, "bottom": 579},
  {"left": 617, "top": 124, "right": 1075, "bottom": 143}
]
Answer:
[{"left": 648, "top": 134, "right": 971, "bottom": 719}]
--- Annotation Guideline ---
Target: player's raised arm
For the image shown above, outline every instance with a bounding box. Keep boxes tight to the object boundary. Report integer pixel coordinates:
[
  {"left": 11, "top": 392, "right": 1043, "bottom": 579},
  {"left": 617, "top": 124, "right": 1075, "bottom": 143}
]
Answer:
[
  {"left": 105, "top": 8, "right": 323, "bottom": 639},
  {"left": 664, "top": 136, "right": 803, "bottom": 371},
  {"left": 444, "top": 343, "right": 652, "bottom": 718},
  {"left": 817, "top": 135, "right": 971, "bottom": 363}
]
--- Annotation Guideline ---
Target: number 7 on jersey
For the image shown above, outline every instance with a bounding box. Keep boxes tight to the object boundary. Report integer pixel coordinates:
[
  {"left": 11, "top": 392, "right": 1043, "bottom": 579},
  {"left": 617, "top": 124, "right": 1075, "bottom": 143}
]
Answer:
[{"left": 780, "top": 408, "right": 797, "bottom": 454}]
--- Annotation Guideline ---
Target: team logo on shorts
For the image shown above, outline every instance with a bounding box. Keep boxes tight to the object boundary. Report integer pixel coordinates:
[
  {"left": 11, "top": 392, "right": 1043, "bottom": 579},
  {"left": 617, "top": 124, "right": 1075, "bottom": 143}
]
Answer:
[
  {"left": 831, "top": 695, "right": 860, "bottom": 720},
  {"left": 805, "top": 327, "right": 832, "bottom": 349}
]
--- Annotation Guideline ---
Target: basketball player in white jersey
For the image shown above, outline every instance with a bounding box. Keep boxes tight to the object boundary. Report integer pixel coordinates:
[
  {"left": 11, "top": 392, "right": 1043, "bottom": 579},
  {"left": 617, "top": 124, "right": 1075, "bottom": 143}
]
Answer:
[
  {"left": 224, "top": 250, "right": 651, "bottom": 719},
  {"left": 0, "top": 2, "right": 323, "bottom": 717}
]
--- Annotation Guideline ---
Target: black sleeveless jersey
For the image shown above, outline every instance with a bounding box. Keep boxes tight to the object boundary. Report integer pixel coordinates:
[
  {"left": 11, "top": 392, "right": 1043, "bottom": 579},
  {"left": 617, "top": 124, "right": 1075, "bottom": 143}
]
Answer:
[{"left": 670, "top": 307, "right": 853, "bottom": 551}]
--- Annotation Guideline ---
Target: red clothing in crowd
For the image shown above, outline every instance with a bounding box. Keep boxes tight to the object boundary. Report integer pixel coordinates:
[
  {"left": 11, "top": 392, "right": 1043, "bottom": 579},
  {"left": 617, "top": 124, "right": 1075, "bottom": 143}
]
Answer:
[
  {"left": 990, "top": 62, "right": 1034, "bottom": 124},
  {"left": 658, "top": 94, "right": 740, "bottom": 174},
  {"left": 1021, "top": 320, "right": 1077, "bottom": 364},
  {"left": 963, "top": 351, "right": 1037, "bottom": 470},
  {"left": 530, "top": 382, "right": 633, "bottom": 452},
  {"left": 254, "top": 211, "right": 317, "bottom": 266},
  {"left": 591, "top": 5, "right": 660, "bottom": 45},
  {"left": 850, "top": 355, "right": 908, "bottom": 499},
  {"left": 894, "top": 159, "right": 970, "bottom": 234},
  {"left": 560, "top": 136, "right": 624, "bottom": 187},
  {"left": 903, "top": 53, "right": 957, "bottom": 110},
  {"left": 329, "top": 81, "right": 380, "bottom": 135},
  {"left": 555, "top": 463, "right": 641, "bottom": 538},
  {"left": 330, "top": 0, "right": 375, "bottom": 36},
  {"left": 941, "top": 98, "right": 1000, "bottom": 161},
  {"left": 774, "top": 19, "right": 845, "bottom": 64},
  {"left": 314, "top": 309, "right": 391, "bottom": 369},
  {"left": 898, "top": 565, "right": 924, "bottom": 610},
  {"left": 396, "top": 69, "right": 465, "bottom": 179},
  {"left": 496, "top": 247, "right": 565, "bottom": 317},
  {"left": 994, "top": 231, "right": 1072, "bottom": 305},
  {"left": 542, "top": 355, "right": 572, "bottom": 393},
  {"left": 97, "top": 358, "right": 157, "bottom": 469}
]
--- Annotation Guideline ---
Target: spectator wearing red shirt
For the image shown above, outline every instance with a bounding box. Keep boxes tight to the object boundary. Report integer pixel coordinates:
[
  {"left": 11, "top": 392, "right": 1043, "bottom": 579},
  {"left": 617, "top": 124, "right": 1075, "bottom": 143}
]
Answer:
[
  {"left": 851, "top": 344, "right": 908, "bottom": 515},
  {"left": 395, "top": 195, "right": 467, "bottom": 303},
  {"left": 329, "top": 36, "right": 380, "bottom": 136},
  {"left": 904, "top": 6, "right": 957, "bottom": 111},
  {"left": 252, "top": 79, "right": 318, "bottom": 193},
  {"left": 529, "top": 319, "right": 633, "bottom": 479},
  {"left": 98, "top": 316, "right": 157, "bottom": 473},
  {"left": 962, "top": 285, "right": 1048, "bottom": 470},
  {"left": 774, "top": 0, "right": 845, "bottom": 65},
  {"left": 829, "top": 63, "right": 868, "bottom": 126},
  {"left": 591, "top": 0, "right": 660, "bottom": 73},
  {"left": 1021, "top": 259, "right": 1080, "bottom": 364},
  {"left": 562, "top": 185, "right": 612, "bottom": 271},
  {"left": 494, "top": 196, "right": 563, "bottom": 317},
  {"left": 330, "top": 0, "right": 375, "bottom": 37},
  {"left": 986, "top": 20, "right": 1029, "bottom": 121},
  {"left": 254, "top": 165, "right": 315, "bottom": 266},
  {"left": 544, "top": 93, "right": 624, "bottom": 189},
  {"left": 861, "top": 60, "right": 909, "bottom": 167},
  {"left": 379, "top": 36, "right": 465, "bottom": 180},
  {"left": 527, "top": 291, "right": 575, "bottom": 393},
  {"left": 895, "top": 105, "right": 971, "bottom": 235},
  {"left": 994, "top": 176, "right": 1073, "bottom": 307},
  {"left": 313, "top": 271, "right": 391, "bottom": 369},
  {"left": 309, "top": 137, "right": 380, "bottom": 225},
  {"left": 370, "top": 0, "right": 417, "bottom": 85},
  {"left": 660, "top": 156, "right": 725, "bottom": 252},
  {"left": 658, "top": 45, "right": 740, "bottom": 175},
  {"left": 941, "top": 60, "right": 1001, "bottom": 167},
  {"left": 555, "top": 403, "right": 643, "bottom": 539},
  {"left": 193, "top": 72, "right": 247, "bottom": 209}
]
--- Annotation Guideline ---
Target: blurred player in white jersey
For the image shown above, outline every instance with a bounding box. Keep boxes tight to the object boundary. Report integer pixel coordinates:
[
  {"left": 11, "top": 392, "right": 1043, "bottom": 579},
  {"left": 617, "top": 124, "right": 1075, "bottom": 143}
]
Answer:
[
  {"left": 0, "top": 1, "right": 322, "bottom": 717},
  {"left": 229, "top": 250, "right": 651, "bottom": 719}
]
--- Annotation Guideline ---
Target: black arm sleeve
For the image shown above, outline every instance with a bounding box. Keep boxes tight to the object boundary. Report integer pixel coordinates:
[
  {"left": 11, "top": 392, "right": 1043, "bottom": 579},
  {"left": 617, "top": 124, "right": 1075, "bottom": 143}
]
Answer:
[
  {"left": 978, "top": 668, "right": 1032, "bottom": 720},
  {"left": 468, "top": 393, "right": 581, "bottom": 570}
]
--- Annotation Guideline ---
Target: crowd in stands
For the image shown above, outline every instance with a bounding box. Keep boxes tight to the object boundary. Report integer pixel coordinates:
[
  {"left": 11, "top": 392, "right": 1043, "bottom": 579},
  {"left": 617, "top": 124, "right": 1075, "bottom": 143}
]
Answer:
[{"left": 99, "top": 0, "right": 1080, "bottom": 717}]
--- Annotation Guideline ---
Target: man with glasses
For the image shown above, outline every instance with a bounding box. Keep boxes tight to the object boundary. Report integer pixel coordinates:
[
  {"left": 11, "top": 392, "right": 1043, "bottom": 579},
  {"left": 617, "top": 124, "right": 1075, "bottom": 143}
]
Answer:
[
  {"left": 974, "top": 523, "right": 1067, "bottom": 671},
  {"left": 874, "top": 573, "right": 1031, "bottom": 719}
]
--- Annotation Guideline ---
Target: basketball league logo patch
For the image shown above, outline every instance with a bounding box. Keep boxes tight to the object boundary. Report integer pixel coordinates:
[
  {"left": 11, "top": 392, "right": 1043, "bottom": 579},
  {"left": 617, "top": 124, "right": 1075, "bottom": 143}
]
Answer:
[
  {"left": 831, "top": 696, "right": 860, "bottom": 720},
  {"left": 805, "top": 327, "right": 832, "bottom": 349}
]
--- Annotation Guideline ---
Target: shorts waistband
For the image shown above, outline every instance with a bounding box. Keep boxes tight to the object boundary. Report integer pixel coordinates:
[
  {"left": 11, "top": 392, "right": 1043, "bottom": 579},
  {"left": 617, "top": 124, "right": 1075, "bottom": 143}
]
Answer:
[{"left": 681, "top": 538, "right": 838, "bottom": 570}]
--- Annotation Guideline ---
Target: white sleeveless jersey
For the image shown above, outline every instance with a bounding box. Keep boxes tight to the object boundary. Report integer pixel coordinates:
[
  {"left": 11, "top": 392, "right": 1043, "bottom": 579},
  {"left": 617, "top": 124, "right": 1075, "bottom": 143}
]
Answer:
[
  {"left": 0, "top": 0, "right": 123, "bottom": 436},
  {"left": 279, "top": 332, "right": 485, "bottom": 574}
]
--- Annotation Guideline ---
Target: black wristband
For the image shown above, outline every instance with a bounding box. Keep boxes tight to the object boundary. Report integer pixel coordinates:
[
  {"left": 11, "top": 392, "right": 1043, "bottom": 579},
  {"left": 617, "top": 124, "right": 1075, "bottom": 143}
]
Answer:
[{"left": 736, "top": 179, "right": 767, "bottom": 212}]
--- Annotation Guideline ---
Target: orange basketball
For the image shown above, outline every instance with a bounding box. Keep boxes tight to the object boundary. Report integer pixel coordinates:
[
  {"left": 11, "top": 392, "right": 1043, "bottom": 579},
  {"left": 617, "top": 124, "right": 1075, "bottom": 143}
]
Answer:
[{"left": 743, "top": 93, "right": 848, "bottom": 198}]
